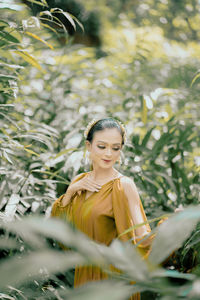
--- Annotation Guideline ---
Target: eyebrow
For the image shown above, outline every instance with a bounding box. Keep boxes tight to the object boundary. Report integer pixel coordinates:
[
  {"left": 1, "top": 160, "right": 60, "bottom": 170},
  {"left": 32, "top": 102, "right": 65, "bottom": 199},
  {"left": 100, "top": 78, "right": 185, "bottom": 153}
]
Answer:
[{"left": 97, "top": 141, "right": 121, "bottom": 146}]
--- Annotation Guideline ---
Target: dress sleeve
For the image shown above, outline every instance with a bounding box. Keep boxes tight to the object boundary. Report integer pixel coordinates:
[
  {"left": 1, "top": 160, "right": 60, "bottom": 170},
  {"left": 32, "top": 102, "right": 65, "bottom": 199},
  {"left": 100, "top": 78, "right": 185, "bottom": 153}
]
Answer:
[
  {"left": 51, "top": 173, "right": 86, "bottom": 222},
  {"left": 50, "top": 195, "right": 73, "bottom": 251},
  {"left": 51, "top": 194, "right": 73, "bottom": 223},
  {"left": 112, "top": 178, "right": 153, "bottom": 258}
]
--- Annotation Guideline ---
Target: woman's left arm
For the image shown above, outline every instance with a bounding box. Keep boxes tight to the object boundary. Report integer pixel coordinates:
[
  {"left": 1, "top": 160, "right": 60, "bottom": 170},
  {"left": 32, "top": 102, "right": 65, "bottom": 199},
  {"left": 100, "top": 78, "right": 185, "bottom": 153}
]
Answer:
[{"left": 120, "top": 177, "right": 152, "bottom": 246}]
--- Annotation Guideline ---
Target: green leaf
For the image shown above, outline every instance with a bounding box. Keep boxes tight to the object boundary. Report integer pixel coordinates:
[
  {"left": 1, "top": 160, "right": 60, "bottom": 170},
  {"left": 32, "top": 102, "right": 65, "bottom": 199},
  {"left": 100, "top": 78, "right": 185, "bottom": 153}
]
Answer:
[
  {"left": 153, "top": 171, "right": 176, "bottom": 191},
  {"left": 142, "top": 95, "right": 147, "bottom": 124},
  {"left": 0, "top": 239, "right": 18, "bottom": 249},
  {"left": 31, "top": 169, "right": 69, "bottom": 183},
  {"left": 64, "top": 280, "right": 134, "bottom": 300},
  {"left": 107, "top": 239, "right": 149, "bottom": 281},
  {"left": 151, "top": 131, "right": 173, "bottom": 159},
  {"left": 149, "top": 206, "right": 200, "bottom": 265},
  {"left": 118, "top": 213, "right": 171, "bottom": 239},
  {"left": 0, "top": 293, "right": 15, "bottom": 300},
  {"left": 0, "top": 20, "right": 9, "bottom": 28},
  {"left": 141, "top": 127, "right": 154, "bottom": 147},
  {"left": 0, "top": 249, "right": 85, "bottom": 289},
  {"left": 24, "top": 0, "right": 48, "bottom": 7},
  {"left": 53, "top": 148, "right": 77, "bottom": 159},
  {"left": 190, "top": 72, "right": 200, "bottom": 87},
  {"left": 0, "top": 74, "right": 18, "bottom": 80},
  {"left": 24, "top": 147, "right": 40, "bottom": 156},
  {"left": 0, "top": 30, "right": 20, "bottom": 44},
  {"left": 0, "top": 62, "right": 24, "bottom": 69},
  {"left": 14, "top": 50, "right": 44, "bottom": 72},
  {"left": 4, "top": 194, "right": 20, "bottom": 220},
  {"left": 50, "top": 8, "right": 76, "bottom": 31},
  {"left": 25, "top": 31, "right": 54, "bottom": 49},
  {"left": 69, "top": 13, "right": 84, "bottom": 32},
  {"left": 3, "top": 150, "right": 13, "bottom": 164},
  {"left": 152, "top": 268, "right": 195, "bottom": 281}
]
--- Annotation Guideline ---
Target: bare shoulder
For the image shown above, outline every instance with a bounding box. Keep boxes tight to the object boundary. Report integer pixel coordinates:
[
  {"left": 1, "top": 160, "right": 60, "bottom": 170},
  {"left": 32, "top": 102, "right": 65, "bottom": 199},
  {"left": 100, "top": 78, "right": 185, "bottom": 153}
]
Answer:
[
  {"left": 120, "top": 176, "right": 137, "bottom": 189},
  {"left": 119, "top": 176, "right": 140, "bottom": 201}
]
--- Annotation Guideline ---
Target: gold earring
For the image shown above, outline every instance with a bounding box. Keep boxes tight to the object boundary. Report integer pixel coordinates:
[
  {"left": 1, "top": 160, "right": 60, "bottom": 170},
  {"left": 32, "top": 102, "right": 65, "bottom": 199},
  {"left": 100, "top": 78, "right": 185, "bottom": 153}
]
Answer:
[{"left": 84, "top": 150, "right": 91, "bottom": 165}]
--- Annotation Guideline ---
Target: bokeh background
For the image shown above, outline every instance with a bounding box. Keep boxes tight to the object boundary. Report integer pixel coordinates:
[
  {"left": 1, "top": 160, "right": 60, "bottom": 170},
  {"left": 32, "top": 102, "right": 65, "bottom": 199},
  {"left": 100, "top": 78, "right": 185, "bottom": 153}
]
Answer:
[{"left": 0, "top": 0, "right": 200, "bottom": 299}]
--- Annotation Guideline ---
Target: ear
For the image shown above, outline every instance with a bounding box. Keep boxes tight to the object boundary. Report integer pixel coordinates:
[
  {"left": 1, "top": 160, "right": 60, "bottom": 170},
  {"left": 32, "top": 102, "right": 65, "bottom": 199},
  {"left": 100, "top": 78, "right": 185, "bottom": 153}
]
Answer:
[{"left": 85, "top": 140, "right": 91, "bottom": 151}]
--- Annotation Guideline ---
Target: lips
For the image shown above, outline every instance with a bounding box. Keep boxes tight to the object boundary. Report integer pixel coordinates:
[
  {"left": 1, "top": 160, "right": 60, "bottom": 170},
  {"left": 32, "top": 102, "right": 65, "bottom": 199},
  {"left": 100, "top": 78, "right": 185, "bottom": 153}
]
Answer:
[{"left": 102, "top": 159, "right": 112, "bottom": 163}]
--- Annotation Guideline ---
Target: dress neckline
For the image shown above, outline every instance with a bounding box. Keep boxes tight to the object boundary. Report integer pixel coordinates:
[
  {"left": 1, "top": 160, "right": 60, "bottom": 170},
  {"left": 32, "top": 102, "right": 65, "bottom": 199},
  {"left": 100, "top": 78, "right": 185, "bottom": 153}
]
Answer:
[
  {"left": 84, "top": 172, "right": 124, "bottom": 201},
  {"left": 86, "top": 171, "right": 124, "bottom": 187}
]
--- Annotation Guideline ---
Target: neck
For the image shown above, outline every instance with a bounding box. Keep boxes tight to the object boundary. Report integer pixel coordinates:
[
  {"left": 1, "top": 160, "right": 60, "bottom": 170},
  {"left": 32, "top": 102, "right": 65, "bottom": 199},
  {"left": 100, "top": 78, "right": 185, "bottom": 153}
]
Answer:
[{"left": 90, "top": 165, "right": 117, "bottom": 181}]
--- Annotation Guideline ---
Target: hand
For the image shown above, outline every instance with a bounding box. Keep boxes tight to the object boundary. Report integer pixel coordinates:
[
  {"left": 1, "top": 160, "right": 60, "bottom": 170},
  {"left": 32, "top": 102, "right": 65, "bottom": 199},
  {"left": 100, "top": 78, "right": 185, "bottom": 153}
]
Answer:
[
  {"left": 68, "top": 174, "right": 102, "bottom": 195},
  {"left": 62, "top": 175, "right": 102, "bottom": 206},
  {"left": 174, "top": 204, "right": 184, "bottom": 213}
]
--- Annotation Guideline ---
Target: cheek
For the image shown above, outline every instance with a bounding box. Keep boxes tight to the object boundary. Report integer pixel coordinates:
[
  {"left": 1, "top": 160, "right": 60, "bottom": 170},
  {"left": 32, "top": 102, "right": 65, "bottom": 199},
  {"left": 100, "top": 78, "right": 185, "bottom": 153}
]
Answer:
[
  {"left": 91, "top": 146, "right": 102, "bottom": 157},
  {"left": 114, "top": 151, "right": 120, "bottom": 159}
]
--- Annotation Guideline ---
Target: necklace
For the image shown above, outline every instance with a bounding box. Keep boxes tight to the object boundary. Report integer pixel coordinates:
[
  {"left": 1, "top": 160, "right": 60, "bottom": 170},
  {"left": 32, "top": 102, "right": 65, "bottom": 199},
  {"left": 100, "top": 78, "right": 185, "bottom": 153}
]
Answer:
[{"left": 89, "top": 170, "right": 119, "bottom": 185}]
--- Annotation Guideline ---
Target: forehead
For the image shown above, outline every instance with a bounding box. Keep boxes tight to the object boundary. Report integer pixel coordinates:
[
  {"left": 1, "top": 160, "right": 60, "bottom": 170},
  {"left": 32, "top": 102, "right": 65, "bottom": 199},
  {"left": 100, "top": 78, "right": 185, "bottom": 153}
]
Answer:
[{"left": 93, "top": 128, "right": 122, "bottom": 144}]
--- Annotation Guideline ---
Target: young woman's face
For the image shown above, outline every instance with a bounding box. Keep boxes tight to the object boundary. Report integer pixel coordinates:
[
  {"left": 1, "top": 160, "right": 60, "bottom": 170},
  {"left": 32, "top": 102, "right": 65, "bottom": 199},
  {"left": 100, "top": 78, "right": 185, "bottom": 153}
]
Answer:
[{"left": 86, "top": 128, "right": 122, "bottom": 169}]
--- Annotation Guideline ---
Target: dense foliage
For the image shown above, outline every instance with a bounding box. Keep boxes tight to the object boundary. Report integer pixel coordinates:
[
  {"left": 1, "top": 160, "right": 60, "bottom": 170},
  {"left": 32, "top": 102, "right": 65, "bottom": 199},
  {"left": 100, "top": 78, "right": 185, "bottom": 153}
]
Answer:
[{"left": 0, "top": 0, "right": 200, "bottom": 299}]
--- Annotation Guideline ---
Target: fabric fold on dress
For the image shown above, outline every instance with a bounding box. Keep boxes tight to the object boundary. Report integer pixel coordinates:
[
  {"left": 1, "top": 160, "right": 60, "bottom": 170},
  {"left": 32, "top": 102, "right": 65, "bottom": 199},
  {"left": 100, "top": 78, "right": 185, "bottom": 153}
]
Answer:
[{"left": 51, "top": 173, "right": 153, "bottom": 300}]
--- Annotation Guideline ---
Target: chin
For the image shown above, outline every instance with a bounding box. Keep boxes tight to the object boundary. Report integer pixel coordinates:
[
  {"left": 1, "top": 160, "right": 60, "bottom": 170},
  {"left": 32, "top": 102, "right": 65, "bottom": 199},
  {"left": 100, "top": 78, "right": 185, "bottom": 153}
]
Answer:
[{"left": 100, "top": 161, "right": 114, "bottom": 168}]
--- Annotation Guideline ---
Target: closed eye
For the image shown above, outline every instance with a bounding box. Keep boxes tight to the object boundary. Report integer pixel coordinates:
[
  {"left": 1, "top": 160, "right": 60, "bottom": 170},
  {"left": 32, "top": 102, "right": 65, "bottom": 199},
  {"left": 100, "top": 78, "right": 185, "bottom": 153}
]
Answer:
[{"left": 98, "top": 146, "right": 120, "bottom": 151}]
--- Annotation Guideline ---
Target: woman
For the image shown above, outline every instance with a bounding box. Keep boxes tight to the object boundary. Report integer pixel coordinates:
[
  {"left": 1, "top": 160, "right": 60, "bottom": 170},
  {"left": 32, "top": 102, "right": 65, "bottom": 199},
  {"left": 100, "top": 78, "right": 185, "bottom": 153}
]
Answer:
[{"left": 51, "top": 118, "right": 156, "bottom": 300}]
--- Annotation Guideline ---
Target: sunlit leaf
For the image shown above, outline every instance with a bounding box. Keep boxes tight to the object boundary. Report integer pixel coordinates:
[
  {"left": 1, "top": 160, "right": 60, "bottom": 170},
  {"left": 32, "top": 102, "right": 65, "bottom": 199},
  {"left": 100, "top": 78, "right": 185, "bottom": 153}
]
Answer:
[
  {"left": 40, "top": 22, "right": 57, "bottom": 34},
  {"left": 0, "top": 62, "right": 24, "bottom": 69},
  {"left": 190, "top": 72, "right": 200, "bottom": 87},
  {"left": 25, "top": 0, "right": 48, "bottom": 7},
  {"left": 118, "top": 213, "right": 170, "bottom": 239},
  {"left": 50, "top": 8, "right": 76, "bottom": 30},
  {"left": 31, "top": 170, "right": 69, "bottom": 184},
  {"left": 4, "top": 194, "right": 20, "bottom": 220},
  {"left": 0, "top": 74, "right": 17, "bottom": 80},
  {"left": 3, "top": 150, "right": 13, "bottom": 164},
  {"left": 25, "top": 31, "right": 54, "bottom": 49},
  {"left": 24, "top": 147, "right": 40, "bottom": 156},
  {"left": 13, "top": 50, "right": 44, "bottom": 72},
  {"left": 142, "top": 95, "right": 147, "bottom": 124},
  {"left": 0, "top": 293, "right": 15, "bottom": 300},
  {"left": 53, "top": 148, "right": 77, "bottom": 159}
]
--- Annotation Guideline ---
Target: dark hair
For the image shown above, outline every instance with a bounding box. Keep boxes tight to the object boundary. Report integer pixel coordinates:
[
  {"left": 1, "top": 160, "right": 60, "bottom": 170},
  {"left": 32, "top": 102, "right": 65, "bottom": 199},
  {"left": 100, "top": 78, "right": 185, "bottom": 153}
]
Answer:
[{"left": 86, "top": 118, "right": 125, "bottom": 145}]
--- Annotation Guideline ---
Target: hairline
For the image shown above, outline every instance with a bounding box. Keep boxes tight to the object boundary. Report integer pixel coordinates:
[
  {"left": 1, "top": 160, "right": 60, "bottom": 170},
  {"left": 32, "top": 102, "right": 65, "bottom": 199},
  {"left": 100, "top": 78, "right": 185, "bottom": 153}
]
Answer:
[
  {"left": 96, "top": 140, "right": 121, "bottom": 145},
  {"left": 86, "top": 118, "right": 124, "bottom": 144}
]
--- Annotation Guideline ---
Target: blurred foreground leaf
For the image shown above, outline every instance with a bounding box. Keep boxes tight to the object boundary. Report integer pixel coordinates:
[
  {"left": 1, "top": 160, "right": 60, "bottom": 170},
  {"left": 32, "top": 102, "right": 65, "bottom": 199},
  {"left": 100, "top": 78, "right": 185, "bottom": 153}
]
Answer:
[{"left": 149, "top": 206, "right": 200, "bottom": 265}]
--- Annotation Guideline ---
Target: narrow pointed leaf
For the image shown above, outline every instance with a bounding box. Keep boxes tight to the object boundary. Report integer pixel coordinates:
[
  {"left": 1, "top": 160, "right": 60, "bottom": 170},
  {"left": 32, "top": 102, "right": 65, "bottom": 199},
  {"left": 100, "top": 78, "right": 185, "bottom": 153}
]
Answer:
[
  {"left": 25, "top": 31, "right": 54, "bottom": 49},
  {"left": 149, "top": 206, "right": 200, "bottom": 265}
]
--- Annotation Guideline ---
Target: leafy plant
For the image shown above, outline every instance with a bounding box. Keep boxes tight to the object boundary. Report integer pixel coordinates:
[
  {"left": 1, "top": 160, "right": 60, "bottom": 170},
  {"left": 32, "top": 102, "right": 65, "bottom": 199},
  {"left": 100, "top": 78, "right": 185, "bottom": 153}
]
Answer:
[
  {"left": 0, "top": 0, "right": 200, "bottom": 299},
  {"left": 1, "top": 207, "right": 200, "bottom": 299}
]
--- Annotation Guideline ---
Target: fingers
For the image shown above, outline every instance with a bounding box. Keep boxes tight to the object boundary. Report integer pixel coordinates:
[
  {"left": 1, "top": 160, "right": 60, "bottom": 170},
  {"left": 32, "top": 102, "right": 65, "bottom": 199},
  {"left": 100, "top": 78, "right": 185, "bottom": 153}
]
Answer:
[
  {"left": 71, "top": 175, "right": 102, "bottom": 194},
  {"left": 85, "top": 182, "right": 101, "bottom": 193},
  {"left": 83, "top": 177, "right": 102, "bottom": 192}
]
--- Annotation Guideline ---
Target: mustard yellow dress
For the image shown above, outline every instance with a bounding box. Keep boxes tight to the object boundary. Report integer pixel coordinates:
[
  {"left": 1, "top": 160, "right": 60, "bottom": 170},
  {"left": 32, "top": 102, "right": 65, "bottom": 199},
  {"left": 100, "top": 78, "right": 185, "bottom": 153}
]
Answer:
[{"left": 51, "top": 172, "right": 152, "bottom": 300}]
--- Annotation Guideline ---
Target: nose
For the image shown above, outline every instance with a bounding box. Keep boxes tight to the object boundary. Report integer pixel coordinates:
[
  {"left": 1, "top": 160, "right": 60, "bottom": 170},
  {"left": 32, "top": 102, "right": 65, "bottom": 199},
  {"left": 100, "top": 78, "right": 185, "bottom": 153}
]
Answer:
[{"left": 105, "top": 147, "right": 112, "bottom": 157}]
